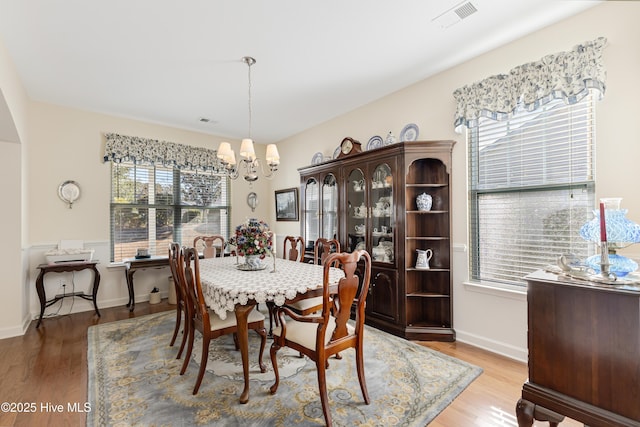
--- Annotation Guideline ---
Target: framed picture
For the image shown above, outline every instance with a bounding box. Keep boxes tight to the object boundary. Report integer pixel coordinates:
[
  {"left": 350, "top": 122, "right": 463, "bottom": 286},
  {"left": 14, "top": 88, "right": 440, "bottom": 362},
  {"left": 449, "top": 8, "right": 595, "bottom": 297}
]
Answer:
[{"left": 275, "top": 187, "right": 299, "bottom": 221}]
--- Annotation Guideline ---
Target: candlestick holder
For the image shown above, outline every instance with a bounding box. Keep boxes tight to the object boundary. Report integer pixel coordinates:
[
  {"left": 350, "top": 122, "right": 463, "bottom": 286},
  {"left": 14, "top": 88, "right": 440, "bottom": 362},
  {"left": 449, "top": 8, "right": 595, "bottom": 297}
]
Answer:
[{"left": 598, "top": 241, "right": 615, "bottom": 281}]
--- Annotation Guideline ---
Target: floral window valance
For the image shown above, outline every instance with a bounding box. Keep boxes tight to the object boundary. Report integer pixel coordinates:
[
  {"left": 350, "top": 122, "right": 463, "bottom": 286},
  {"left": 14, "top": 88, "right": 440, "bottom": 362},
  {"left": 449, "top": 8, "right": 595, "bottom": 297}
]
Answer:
[
  {"left": 453, "top": 37, "right": 607, "bottom": 131},
  {"left": 102, "top": 132, "right": 225, "bottom": 172}
]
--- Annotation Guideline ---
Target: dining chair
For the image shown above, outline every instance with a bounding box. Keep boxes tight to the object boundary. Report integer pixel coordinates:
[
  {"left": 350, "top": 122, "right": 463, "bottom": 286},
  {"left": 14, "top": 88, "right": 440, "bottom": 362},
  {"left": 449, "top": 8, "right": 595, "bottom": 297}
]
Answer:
[
  {"left": 178, "top": 246, "right": 267, "bottom": 395},
  {"left": 264, "top": 235, "right": 306, "bottom": 334},
  {"left": 285, "top": 238, "right": 341, "bottom": 317},
  {"left": 270, "top": 250, "right": 372, "bottom": 427},
  {"left": 193, "top": 235, "right": 225, "bottom": 258},
  {"left": 168, "top": 242, "right": 188, "bottom": 359},
  {"left": 283, "top": 235, "right": 305, "bottom": 262}
]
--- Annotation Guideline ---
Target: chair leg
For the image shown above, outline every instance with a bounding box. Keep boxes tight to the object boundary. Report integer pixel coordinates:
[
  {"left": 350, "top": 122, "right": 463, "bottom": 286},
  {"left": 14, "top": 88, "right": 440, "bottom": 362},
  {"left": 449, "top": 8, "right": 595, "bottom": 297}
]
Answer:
[
  {"left": 169, "top": 304, "right": 182, "bottom": 347},
  {"left": 316, "top": 358, "right": 333, "bottom": 427},
  {"left": 180, "top": 318, "right": 195, "bottom": 375},
  {"left": 254, "top": 327, "right": 267, "bottom": 373},
  {"left": 266, "top": 301, "right": 276, "bottom": 336},
  {"left": 356, "top": 341, "right": 370, "bottom": 404},
  {"left": 193, "top": 334, "right": 210, "bottom": 395},
  {"left": 176, "top": 310, "right": 189, "bottom": 360},
  {"left": 269, "top": 341, "right": 282, "bottom": 394}
]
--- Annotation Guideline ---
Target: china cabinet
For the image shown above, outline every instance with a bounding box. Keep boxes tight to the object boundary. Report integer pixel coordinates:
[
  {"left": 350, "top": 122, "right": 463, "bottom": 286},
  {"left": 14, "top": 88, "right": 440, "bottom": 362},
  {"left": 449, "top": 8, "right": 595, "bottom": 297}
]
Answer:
[{"left": 299, "top": 140, "right": 456, "bottom": 341}]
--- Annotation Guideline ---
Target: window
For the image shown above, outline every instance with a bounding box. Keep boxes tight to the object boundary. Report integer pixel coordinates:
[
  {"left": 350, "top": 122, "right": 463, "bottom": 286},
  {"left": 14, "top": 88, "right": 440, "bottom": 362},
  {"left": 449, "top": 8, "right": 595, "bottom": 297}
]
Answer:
[
  {"left": 469, "top": 93, "right": 596, "bottom": 286},
  {"left": 110, "top": 162, "right": 230, "bottom": 262}
]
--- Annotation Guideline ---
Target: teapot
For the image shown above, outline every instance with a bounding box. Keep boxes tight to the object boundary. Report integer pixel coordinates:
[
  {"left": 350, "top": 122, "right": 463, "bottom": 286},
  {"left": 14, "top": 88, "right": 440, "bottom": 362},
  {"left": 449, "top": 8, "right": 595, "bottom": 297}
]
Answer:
[
  {"left": 355, "top": 224, "right": 365, "bottom": 235},
  {"left": 415, "top": 249, "right": 433, "bottom": 269}
]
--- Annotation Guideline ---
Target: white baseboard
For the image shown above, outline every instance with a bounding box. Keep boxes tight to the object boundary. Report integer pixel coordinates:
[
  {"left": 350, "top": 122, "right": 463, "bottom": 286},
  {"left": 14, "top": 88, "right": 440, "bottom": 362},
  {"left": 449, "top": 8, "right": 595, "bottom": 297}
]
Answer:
[{"left": 455, "top": 329, "right": 528, "bottom": 363}]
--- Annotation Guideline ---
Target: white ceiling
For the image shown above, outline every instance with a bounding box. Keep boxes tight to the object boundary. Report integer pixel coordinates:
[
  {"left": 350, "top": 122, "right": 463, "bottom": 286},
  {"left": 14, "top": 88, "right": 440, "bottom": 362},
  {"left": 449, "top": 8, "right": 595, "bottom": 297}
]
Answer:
[{"left": 0, "top": 0, "right": 600, "bottom": 143}]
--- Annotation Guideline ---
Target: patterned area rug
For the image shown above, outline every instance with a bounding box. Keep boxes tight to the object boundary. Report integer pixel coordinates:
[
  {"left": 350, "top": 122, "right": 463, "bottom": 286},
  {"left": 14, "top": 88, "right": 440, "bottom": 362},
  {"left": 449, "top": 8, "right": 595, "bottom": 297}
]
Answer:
[{"left": 87, "top": 311, "right": 482, "bottom": 426}]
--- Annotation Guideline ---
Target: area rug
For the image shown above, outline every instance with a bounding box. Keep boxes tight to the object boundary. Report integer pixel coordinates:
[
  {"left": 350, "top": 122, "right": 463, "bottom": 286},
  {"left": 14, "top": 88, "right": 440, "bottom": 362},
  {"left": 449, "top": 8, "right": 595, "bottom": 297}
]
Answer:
[{"left": 87, "top": 311, "right": 482, "bottom": 426}]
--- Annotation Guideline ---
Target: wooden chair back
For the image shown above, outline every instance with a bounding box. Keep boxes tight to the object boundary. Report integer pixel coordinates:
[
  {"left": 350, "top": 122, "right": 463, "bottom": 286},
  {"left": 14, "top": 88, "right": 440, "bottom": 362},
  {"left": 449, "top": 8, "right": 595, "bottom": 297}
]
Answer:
[
  {"left": 314, "top": 238, "right": 340, "bottom": 266},
  {"left": 193, "top": 235, "right": 225, "bottom": 258},
  {"left": 283, "top": 235, "right": 305, "bottom": 262},
  {"left": 181, "top": 247, "right": 211, "bottom": 333},
  {"left": 168, "top": 242, "right": 188, "bottom": 351}
]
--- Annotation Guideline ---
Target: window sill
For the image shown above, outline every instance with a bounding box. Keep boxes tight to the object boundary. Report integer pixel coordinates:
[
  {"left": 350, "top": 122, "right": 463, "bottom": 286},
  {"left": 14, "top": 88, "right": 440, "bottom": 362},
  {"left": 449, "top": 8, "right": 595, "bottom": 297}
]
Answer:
[{"left": 462, "top": 280, "right": 527, "bottom": 301}]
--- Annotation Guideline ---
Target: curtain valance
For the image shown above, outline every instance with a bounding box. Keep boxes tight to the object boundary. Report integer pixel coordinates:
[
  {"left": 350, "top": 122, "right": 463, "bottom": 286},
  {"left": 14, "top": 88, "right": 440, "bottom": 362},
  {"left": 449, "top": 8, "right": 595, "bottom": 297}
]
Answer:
[
  {"left": 103, "top": 133, "right": 224, "bottom": 172},
  {"left": 453, "top": 37, "right": 607, "bottom": 131}
]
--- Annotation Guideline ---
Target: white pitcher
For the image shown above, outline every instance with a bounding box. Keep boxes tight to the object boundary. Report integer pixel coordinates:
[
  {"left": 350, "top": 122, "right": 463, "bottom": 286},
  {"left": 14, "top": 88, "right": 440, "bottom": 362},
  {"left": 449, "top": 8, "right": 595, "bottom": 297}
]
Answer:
[{"left": 415, "top": 249, "right": 433, "bottom": 269}]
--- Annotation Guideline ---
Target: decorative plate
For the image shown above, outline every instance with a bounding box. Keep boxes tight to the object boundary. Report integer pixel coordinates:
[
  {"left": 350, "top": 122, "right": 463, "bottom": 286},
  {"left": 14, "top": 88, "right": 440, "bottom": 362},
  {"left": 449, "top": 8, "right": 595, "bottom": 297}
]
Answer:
[
  {"left": 311, "top": 152, "right": 324, "bottom": 164},
  {"left": 58, "top": 180, "right": 80, "bottom": 208},
  {"left": 333, "top": 146, "right": 341, "bottom": 159},
  {"left": 366, "top": 135, "right": 384, "bottom": 151},
  {"left": 400, "top": 123, "right": 419, "bottom": 142}
]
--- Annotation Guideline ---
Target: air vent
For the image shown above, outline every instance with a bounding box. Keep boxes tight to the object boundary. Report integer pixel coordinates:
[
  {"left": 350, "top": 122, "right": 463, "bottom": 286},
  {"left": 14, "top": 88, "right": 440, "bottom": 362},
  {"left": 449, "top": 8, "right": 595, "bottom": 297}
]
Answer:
[
  {"left": 455, "top": 2, "right": 477, "bottom": 20},
  {"left": 198, "top": 117, "right": 218, "bottom": 124},
  {"left": 432, "top": 1, "right": 478, "bottom": 29}
]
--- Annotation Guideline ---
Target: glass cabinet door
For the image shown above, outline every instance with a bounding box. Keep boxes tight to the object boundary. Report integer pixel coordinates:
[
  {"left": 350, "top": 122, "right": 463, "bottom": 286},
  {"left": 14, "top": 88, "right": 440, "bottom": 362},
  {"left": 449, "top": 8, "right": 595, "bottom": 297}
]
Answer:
[
  {"left": 304, "top": 178, "right": 319, "bottom": 247},
  {"left": 321, "top": 174, "right": 338, "bottom": 239},
  {"left": 370, "top": 163, "right": 393, "bottom": 264},
  {"left": 347, "top": 168, "right": 366, "bottom": 253}
]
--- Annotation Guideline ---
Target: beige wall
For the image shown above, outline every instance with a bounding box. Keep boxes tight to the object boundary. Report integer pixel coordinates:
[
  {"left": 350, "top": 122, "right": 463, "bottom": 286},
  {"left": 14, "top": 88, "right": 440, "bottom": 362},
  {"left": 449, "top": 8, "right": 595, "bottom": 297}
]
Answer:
[
  {"left": 275, "top": 2, "right": 640, "bottom": 360},
  {"left": 0, "top": 36, "right": 29, "bottom": 337},
  {"left": 20, "top": 102, "right": 273, "bottom": 332}
]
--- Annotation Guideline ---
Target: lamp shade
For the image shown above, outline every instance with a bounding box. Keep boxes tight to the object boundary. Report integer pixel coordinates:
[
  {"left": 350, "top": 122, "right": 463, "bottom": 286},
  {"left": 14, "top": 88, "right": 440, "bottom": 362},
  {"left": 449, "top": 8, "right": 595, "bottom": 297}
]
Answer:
[
  {"left": 579, "top": 209, "right": 640, "bottom": 245},
  {"left": 240, "top": 139, "right": 256, "bottom": 161},
  {"left": 217, "top": 142, "right": 232, "bottom": 160},
  {"left": 265, "top": 144, "right": 280, "bottom": 165}
]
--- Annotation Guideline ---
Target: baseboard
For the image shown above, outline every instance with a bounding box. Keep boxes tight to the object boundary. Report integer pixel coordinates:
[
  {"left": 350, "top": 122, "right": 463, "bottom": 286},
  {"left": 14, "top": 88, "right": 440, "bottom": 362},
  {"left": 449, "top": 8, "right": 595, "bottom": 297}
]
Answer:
[{"left": 455, "top": 329, "right": 528, "bottom": 363}]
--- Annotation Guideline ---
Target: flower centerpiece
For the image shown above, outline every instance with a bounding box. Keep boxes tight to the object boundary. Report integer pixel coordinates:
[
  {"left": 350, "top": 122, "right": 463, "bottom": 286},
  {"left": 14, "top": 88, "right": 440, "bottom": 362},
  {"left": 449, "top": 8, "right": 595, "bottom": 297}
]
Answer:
[{"left": 229, "top": 218, "right": 274, "bottom": 269}]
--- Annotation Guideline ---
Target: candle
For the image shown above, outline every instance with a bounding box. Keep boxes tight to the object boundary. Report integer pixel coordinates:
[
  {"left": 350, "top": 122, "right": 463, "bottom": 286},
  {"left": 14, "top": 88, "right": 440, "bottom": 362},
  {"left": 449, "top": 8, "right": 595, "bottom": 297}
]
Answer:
[
  {"left": 272, "top": 232, "right": 276, "bottom": 256},
  {"left": 599, "top": 202, "right": 607, "bottom": 242}
]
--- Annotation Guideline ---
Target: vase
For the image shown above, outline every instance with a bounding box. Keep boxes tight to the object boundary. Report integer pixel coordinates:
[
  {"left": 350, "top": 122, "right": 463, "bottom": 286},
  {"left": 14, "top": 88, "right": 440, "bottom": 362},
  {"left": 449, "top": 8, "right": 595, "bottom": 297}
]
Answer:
[
  {"left": 416, "top": 193, "right": 432, "bottom": 211},
  {"left": 244, "top": 255, "right": 264, "bottom": 270}
]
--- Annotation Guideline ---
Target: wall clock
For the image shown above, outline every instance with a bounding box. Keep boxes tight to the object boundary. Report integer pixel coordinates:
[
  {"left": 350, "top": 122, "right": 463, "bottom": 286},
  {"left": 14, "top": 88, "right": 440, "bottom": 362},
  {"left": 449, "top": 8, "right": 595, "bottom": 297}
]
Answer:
[
  {"left": 247, "top": 192, "right": 258, "bottom": 212},
  {"left": 337, "top": 137, "right": 362, "bottom": 158},
  {"left": 58, "top": 180, "right": 81, "bottom": 208}
]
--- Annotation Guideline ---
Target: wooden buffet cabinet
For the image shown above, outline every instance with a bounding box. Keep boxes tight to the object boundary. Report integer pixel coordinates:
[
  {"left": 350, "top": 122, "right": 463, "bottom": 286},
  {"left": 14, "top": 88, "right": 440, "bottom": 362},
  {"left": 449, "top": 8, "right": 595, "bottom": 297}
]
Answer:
[
  {"left": 299, "top": 140, "right": 456, "bottom": 341},
  {"left": 517, "top": 270, "right": 640, "bottom": 427}
]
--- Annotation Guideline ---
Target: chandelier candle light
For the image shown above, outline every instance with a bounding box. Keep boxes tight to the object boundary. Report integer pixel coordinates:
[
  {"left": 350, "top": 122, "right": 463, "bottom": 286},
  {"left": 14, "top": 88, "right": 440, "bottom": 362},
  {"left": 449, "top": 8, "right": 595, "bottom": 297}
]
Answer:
[{"left": 217, "top": 57, "right": 280, "bottom": 182}]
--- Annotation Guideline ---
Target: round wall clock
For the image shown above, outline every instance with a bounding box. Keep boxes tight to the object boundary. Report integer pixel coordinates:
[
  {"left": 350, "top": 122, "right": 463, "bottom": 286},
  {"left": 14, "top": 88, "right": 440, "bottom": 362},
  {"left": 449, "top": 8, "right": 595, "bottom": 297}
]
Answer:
[
  {"left": 247, "top": 191, "right": 258, "bottom": 212},
  {"left": 58, "top": 180, "right": 80, "bottom": 208}
]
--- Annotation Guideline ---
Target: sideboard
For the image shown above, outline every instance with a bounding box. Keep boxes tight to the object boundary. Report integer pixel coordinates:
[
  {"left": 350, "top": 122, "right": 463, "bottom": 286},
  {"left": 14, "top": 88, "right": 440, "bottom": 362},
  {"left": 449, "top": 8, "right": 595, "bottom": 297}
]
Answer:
[{"left": 517, "top": 270, "right": 640, "bottom": 427}]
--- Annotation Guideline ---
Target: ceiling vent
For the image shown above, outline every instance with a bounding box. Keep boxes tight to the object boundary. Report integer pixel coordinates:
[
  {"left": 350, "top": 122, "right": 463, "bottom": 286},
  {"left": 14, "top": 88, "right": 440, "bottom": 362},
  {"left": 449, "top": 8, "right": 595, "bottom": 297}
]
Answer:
[{"left": 432, "top": 1, "right": 478, "bottom": 29}]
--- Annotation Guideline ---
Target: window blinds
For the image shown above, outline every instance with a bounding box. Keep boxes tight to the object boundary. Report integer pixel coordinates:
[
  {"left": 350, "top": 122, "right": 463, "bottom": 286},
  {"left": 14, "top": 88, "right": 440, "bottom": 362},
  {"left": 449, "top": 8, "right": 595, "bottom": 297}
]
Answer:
[{"left": 469, "top": 94, "right": 596, "bottom": 286}]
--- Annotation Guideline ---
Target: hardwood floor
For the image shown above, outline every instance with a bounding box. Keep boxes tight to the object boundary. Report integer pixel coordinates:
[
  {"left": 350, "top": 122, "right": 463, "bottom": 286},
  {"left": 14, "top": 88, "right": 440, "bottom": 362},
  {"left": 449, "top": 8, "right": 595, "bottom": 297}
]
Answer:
[{"left": 0, "top": 303, "right": 581, "bottom": 426}]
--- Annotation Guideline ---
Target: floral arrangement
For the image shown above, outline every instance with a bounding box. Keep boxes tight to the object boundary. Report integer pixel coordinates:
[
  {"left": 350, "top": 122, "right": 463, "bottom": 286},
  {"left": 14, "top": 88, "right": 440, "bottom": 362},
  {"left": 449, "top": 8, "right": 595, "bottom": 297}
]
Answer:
[{"left": 229, "top": 218, "right": 274, "bottom": 258}]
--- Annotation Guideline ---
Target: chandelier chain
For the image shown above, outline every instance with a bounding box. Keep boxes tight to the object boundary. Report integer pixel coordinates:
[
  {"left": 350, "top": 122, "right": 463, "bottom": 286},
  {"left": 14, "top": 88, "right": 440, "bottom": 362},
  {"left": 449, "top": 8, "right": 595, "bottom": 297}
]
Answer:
[{"left": 246, "top": 57, "right": 253, "bottom": 140}]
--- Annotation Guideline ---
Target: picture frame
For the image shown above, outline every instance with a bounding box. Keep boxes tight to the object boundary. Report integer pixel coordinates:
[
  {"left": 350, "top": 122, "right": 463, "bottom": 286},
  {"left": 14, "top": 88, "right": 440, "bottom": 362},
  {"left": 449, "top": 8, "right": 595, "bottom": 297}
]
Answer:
[{"left": 275, "top": 187, "right": 299, "bottom": 221}]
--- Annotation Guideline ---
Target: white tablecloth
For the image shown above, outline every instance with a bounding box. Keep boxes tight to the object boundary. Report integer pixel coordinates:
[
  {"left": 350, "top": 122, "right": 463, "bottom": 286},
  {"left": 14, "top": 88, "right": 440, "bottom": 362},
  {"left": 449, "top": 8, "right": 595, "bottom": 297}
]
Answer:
[{"left": 199, "top": 256, "right": 344, "bottom": 320}]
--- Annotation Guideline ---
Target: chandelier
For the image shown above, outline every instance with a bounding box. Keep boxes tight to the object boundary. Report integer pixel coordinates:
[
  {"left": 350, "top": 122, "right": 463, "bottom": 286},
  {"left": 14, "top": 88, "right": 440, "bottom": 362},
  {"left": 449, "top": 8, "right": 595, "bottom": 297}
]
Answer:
[{"left": 217, "top": 56, "right": 280, "bottom": 182}]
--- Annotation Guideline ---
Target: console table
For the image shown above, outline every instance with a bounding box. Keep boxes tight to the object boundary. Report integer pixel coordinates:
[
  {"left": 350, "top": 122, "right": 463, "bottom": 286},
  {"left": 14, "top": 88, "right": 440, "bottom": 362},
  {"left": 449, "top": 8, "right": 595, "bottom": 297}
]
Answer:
[
  {"left": 516, "top": 270, "right": 640, "bottom": 427},
  {"left": 123, "top": 256, "right": 169, "bottom": 312},
  {"left": 35, "top": 261, "right": 101, "bottom": 328}
]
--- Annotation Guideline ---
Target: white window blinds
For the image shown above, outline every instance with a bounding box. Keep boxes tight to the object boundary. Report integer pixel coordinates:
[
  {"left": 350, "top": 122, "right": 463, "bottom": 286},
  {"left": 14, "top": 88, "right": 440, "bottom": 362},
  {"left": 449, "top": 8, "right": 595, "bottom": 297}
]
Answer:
[{"left": 469, "top": 94, "right": 596, "bottom": 286}]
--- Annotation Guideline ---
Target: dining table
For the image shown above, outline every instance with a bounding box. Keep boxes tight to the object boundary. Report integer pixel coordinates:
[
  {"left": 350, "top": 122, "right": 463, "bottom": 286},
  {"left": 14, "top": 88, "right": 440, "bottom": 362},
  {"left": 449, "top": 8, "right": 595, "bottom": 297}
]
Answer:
[{"left": 198, "top": 256, "right": 344, "bottom": 404}]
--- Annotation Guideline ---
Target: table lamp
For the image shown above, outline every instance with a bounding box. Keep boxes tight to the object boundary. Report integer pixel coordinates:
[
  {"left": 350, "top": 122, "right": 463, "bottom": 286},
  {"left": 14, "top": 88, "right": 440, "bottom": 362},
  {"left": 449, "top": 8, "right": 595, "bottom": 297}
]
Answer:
[{"left": 579, "top": 198, "right": 640, "bottom": 277}]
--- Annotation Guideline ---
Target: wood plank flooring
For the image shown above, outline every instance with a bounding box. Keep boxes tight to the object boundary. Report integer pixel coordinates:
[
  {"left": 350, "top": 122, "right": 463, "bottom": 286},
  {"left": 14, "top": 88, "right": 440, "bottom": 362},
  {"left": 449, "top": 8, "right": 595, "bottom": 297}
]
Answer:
[{"left": 0, "top": 303, "right": 581, "bottom": 426}]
